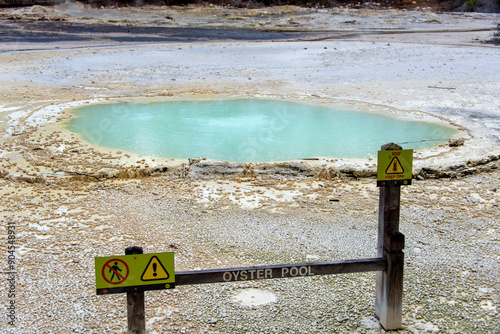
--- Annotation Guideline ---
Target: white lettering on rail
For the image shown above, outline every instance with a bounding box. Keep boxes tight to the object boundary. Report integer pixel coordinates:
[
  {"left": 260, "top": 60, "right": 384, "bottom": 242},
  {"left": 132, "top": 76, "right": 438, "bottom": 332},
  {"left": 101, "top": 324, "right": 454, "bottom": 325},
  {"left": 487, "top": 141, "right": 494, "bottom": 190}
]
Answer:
[{"left": 223, "top": 266, "right": 314, "bottom": 282}]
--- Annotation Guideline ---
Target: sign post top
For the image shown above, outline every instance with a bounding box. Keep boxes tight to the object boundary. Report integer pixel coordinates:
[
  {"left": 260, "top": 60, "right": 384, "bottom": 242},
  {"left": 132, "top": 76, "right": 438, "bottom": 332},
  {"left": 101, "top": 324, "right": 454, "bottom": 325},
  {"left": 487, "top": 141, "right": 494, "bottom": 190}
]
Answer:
[{"left": 377, "top": 149, "right": 413, "bottom": 187}]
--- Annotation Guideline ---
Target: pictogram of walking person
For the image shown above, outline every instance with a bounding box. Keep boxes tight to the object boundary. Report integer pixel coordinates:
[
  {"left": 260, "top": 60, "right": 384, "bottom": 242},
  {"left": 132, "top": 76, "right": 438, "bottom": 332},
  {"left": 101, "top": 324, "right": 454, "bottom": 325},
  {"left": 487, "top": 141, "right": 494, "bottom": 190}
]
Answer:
[{"left": 109, "top": 261, "right": 123, "bottom": 282}]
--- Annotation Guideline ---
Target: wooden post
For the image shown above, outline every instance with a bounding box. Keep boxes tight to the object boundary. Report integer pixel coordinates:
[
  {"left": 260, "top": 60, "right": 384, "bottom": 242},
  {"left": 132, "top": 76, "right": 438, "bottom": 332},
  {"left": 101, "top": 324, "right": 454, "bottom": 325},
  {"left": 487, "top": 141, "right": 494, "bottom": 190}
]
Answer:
[
  {"left": 125, "top": 246, "right": 145, "bottom": 334},
  {"left": 375, "top": 143, "right": 405, "bottom": 330}
]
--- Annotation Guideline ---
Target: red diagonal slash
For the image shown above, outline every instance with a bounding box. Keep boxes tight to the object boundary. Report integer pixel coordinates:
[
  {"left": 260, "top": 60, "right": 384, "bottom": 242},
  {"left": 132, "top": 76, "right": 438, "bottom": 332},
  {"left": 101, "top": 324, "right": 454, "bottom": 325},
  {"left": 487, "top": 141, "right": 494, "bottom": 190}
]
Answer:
[{"left": 106, "top": 263, "right": 126, "bottom": 281}]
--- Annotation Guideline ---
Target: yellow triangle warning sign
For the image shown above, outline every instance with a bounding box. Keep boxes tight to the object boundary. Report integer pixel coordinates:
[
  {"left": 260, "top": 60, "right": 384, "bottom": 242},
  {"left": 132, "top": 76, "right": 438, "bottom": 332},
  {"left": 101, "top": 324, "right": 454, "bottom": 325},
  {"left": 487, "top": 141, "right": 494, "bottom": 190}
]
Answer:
[
  {"left": 385, "top": 157, "right": 404, "bottom": 174},
  {"left": 141, "top": 256, "right": 170, "bottom": 281}
]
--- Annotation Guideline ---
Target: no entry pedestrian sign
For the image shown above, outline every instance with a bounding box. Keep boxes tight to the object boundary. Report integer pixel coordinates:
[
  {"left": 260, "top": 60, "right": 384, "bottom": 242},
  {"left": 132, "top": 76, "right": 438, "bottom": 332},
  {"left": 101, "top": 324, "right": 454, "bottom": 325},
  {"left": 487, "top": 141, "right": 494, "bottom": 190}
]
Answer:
[
  {"left": 377, "top": 149, "right": 413, "bottom": 186},
  {"left": 95, "top": 252, "right": 175, "bottom": 295}
]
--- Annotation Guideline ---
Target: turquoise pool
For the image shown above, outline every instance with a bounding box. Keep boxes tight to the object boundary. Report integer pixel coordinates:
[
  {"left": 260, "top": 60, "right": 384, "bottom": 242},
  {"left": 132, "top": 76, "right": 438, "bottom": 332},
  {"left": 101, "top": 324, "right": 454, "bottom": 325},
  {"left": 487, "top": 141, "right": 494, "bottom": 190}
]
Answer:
[{"left": 66, "top": 99, "right": 457, "bottom": 162}]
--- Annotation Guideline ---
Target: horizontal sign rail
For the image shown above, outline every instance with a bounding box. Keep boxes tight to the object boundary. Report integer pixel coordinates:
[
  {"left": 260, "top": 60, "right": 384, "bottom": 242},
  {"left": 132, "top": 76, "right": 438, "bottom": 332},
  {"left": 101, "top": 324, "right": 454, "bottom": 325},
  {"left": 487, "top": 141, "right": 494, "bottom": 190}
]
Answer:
[{"left": 175, "top": 257, "right": 386, "bottom": 286}]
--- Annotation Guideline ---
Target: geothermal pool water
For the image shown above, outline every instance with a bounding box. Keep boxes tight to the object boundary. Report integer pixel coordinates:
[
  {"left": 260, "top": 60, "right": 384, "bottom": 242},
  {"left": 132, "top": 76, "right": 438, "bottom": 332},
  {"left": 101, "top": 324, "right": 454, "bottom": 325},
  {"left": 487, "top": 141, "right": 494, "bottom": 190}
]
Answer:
[{"left": 67, "top": 99, "right": 457, "bottom": 162}]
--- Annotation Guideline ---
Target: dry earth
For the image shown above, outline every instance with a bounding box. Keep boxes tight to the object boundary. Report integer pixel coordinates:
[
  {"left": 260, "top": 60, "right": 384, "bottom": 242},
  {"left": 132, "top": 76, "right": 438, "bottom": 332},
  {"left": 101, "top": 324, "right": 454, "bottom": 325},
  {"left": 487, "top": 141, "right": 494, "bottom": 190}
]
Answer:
[{"left": 0, "top": 2, "right": 499, "bottom": 333}]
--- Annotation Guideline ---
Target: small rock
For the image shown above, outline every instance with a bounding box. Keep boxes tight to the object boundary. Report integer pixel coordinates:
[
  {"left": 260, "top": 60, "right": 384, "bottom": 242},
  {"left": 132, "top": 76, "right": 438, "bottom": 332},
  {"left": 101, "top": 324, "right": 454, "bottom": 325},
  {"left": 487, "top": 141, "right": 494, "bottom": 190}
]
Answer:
[
  {"left": 448, "top": 138, "right": 465, "bottom": 147},
  {"left": 466, "top": 195, "right": 478, "bottom": 204}
]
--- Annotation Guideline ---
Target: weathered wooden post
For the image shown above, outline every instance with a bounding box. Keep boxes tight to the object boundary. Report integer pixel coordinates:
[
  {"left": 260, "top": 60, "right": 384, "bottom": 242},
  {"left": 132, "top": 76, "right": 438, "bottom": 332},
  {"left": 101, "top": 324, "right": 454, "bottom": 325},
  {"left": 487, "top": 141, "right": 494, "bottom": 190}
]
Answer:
[
  {"left": 125, "top": 246, "right": 145, "bottom": 334},
  {"left": 375, "top": 143, "right": 406, "bottom": 330}
]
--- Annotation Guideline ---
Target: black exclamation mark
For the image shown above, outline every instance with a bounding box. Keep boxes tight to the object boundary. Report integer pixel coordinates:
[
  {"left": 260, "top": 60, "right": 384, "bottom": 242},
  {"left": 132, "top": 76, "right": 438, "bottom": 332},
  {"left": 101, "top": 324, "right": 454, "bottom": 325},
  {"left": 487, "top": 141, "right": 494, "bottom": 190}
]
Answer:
[
  {"left": 393, "top": 160, "right": 397, "bottom": 172},
  {"left": 153, "top": 262, "right": 157, "bottom": 277}
]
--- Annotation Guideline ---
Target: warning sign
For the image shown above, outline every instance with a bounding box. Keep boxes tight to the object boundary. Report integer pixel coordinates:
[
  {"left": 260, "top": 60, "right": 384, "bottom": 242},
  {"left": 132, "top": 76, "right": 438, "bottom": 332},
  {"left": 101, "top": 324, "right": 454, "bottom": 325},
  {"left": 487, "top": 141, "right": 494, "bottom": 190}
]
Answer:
[
  {"left": 95, "top": 252, "right": 175, "bottom": 295},
  {"left": 385, "top": 157, "right": 404, "bottom": 174},
  {"left": 141, "top": 256, "right": 170, "bottom": 281},
  {"left": 377, "top": 149, "right": 413, "bottom": 186}
]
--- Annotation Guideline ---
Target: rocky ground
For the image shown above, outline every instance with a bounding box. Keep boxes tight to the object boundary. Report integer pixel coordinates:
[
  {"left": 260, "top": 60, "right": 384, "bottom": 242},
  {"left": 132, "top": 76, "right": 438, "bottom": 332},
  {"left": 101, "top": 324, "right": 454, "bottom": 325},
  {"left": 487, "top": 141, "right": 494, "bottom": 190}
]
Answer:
[
  {"left": 0, "top": 2, "right": 499, "bottom": 333},
  {"left": 1, "top": 172, "right": 499, "bottom": 333}
]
